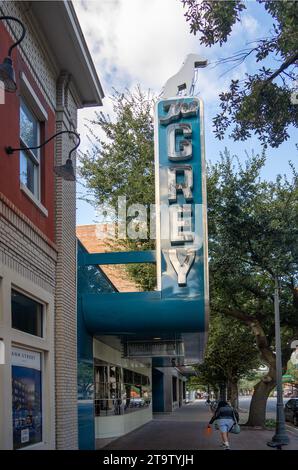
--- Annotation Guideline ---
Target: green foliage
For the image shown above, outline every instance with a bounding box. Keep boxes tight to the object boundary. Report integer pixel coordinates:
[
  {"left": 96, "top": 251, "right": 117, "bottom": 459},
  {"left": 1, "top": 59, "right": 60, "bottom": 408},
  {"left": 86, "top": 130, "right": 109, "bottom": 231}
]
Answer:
[
  {"left": 208, "top": 149, "right": 298, "bottom": 356},
  {"left": 195, "top": 314, "right": 259, "bottom": 387},
  {"left": 239, "top": 370, "right": 266, "bottom": 393},
  {"left": 79, "top": 86, "right": 156, "bottom": 291},
  {"left": 80, "top": 86, "right": 155, "bottom": 209},
  {"left": 265, "top": 418, "right": 276, "bottom": 429},
  {"left": 182, "top": 0, "right": 246, "bottom": 45},
  {"left": 187, "top": 376, "right": 208, "bottom": 391},
  {"left": 206, "top": 150, "right": 298, "bottom": 422},
  {"left": 182, "top": 0, "right": 298, "bottom": 147}
]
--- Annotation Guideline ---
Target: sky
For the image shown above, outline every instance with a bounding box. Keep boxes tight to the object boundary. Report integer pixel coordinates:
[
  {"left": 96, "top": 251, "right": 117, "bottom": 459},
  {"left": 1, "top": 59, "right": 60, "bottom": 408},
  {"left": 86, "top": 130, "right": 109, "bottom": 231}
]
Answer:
[{"left": 73, "top": 0, "right": 297, "bottom": 226}]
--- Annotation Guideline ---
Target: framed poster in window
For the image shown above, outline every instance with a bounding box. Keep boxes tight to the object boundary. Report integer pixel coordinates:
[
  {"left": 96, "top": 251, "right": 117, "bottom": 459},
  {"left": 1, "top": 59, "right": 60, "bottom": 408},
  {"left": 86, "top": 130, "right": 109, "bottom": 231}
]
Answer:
[{"left": 11, "top": 347, "right": 42, "bottom": 449}]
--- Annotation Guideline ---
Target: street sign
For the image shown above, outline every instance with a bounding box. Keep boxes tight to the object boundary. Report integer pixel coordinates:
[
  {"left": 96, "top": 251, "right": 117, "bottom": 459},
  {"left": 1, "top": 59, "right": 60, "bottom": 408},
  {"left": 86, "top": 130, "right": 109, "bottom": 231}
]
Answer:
[{"left": 282, "top": 374, "right": 294, "bottom": 383}]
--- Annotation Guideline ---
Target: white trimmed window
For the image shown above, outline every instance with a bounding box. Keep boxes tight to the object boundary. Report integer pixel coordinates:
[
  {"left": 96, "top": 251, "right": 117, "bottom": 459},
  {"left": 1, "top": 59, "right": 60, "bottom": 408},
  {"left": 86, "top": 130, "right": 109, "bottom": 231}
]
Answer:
[
  {"left": 19, "top": 72, "right": 48, "bottom": 209},
  {"left": 19, "top": 99, "right": 41, "bottom": 199}
]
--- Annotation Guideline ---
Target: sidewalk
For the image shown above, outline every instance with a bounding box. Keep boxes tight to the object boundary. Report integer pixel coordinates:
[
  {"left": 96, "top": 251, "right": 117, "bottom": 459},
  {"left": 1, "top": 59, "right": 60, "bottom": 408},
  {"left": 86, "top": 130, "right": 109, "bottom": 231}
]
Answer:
[{"left": 102, "top": 400, "right": 298, "bottom": 450}]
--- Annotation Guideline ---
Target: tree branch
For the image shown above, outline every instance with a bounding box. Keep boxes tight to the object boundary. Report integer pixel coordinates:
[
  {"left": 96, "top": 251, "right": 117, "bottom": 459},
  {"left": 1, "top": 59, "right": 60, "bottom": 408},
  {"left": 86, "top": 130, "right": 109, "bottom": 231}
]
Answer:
[
  {"left": 219, "top": 307, "right": 253, "bottom": 324},
  {"left": 262, "top": 51, "right": 298, "bottom": 85}
]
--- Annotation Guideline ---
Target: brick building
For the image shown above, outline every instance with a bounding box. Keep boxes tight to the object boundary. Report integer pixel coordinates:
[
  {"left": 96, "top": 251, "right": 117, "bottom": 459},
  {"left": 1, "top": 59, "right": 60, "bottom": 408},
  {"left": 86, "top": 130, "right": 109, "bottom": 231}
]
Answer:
[
  {"left": 0, "top": 1, "right": 103, "bottom": 449},
  {"left": 76, "top": 224, "right": 142, "bottom": 292}
]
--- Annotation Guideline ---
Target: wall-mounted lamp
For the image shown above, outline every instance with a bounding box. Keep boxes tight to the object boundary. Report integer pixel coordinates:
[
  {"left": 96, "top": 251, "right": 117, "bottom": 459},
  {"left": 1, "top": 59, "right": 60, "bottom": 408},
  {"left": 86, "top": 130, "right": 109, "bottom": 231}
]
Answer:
[
  {"left": 0, "top": 16, "right": 26, "bottom": 92},
  {"left": 5, "top": 130, "right": 80, "bottom": 181}
]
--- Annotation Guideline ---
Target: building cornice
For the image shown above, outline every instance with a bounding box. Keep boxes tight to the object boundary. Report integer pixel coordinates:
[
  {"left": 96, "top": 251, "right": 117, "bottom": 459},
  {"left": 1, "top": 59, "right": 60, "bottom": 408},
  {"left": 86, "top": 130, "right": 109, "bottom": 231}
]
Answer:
[{"left": 30, "top": 0, "right": 104, "bottom": 108}]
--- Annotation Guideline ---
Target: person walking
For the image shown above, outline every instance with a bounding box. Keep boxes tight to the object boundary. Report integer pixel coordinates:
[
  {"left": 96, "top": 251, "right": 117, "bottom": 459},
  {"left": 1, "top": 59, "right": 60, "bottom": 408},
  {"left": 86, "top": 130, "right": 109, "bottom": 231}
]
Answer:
[{"left": 207, "top": 400, "right": 239, "bottom": 450}]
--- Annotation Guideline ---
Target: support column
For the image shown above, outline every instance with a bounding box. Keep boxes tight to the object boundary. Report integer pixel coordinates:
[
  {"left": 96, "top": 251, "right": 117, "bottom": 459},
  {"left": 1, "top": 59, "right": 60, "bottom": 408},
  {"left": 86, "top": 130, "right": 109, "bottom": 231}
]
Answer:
[{"left": 54, "top": 73, "right": 78, "bottom": 449}]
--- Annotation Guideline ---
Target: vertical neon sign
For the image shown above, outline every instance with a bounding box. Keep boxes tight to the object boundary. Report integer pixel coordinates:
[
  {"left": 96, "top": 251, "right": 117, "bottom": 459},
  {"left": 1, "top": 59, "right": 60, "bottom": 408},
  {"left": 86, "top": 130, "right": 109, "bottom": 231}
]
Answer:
[{"left": 155, "top": 96, "right": 208, "bottom": 307}]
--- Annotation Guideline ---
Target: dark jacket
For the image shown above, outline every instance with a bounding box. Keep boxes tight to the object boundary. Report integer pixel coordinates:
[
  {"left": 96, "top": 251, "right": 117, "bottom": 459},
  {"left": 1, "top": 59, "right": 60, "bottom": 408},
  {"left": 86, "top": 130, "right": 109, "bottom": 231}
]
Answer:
[{"left": 209, "top": 405, "right": 239, "bottom": 425}]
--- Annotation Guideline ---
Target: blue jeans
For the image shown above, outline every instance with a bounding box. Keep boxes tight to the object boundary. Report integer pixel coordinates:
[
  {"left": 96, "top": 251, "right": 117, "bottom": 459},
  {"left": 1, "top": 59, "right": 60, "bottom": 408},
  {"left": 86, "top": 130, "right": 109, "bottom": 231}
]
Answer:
[{"left": 218, "top": 418, "right": 234, "bottom": 433}]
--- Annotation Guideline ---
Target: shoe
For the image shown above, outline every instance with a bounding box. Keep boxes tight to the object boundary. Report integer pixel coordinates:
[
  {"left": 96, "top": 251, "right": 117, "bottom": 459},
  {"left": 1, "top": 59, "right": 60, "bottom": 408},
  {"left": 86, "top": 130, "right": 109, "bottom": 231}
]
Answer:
[{"left": 223, "top": 443, "right": 230, "bottom": 450}]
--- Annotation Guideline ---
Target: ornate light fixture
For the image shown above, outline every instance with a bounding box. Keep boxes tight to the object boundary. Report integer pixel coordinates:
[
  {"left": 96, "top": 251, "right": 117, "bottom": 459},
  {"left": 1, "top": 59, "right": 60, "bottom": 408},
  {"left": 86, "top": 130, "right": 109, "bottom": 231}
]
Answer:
[
  {"left": 0, "top": 16, "right": 26, "bottom": 92},
  {"left": 5, "top": 130, "right": 80, "bottom": 181}
]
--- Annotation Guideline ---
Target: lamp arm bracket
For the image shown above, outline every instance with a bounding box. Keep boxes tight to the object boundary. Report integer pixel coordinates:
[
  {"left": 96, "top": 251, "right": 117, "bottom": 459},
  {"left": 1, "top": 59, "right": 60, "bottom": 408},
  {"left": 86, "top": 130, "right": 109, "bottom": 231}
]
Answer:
[
  {"left": 0, "top": 16, "right": 26, "bottom": 56},
  {"left": 5, "top": 130, "right": 80, "bottom": 159}
]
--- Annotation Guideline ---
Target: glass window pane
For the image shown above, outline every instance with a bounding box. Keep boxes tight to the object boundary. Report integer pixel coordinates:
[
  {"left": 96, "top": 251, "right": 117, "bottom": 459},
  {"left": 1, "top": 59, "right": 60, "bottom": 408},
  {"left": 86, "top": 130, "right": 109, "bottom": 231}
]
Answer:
[
  {"left": 20, "top": 100, "right": 38, "bottom": 154},
  {"left": 12, "top": 347, "right": 42, "bottom": 449},
  {"left": 20, "top": 151, "right": 27, "bottom": 186},
  {"left": 20, "top": 151, "right": 36, "bottom": 195},
  {"left": 11, "top": 290, "right": 43, "bottom": 337}
]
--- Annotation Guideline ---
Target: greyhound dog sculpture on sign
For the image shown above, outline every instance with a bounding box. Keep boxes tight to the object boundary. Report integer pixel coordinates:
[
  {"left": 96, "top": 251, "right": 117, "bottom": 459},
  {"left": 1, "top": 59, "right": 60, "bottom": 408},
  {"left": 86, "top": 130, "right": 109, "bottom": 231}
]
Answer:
[{"left": 161, "top": 53, "right": 208, "bottom": 98}]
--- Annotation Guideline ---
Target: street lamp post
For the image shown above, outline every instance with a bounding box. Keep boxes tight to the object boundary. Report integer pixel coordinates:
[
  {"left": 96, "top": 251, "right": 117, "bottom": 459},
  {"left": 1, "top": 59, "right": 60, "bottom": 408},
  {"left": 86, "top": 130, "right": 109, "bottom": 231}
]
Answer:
[{"left": 267, "top": 275, "right": 290, "bottom": 448}]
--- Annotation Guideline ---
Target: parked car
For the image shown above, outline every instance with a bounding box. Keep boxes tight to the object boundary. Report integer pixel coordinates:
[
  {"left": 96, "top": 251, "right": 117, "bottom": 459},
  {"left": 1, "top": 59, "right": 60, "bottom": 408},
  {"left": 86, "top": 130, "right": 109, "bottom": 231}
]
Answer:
[{"left": 284, "top": 398, "right": 298, "bottom": 426}]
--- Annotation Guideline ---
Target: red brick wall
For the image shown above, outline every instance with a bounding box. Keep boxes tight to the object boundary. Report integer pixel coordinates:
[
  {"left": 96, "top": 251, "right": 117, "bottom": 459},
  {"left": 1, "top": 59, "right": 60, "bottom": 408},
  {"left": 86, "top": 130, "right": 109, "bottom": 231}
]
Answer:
[{"left": 0, "top": 23, "right": 55, "bottom": 242}]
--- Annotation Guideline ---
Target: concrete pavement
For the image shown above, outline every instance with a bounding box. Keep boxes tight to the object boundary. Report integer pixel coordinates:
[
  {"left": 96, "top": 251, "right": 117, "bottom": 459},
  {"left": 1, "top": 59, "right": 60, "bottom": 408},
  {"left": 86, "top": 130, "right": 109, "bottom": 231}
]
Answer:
[{"left": 102, "top": 400, "right": 298, "bottom": 450}]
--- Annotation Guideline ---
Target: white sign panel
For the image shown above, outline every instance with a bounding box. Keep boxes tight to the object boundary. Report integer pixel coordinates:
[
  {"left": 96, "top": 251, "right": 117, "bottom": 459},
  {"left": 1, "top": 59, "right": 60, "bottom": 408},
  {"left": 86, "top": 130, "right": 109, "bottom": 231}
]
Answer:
[{"left": 11, "top": 347, "right": 41, "bottom": 370}]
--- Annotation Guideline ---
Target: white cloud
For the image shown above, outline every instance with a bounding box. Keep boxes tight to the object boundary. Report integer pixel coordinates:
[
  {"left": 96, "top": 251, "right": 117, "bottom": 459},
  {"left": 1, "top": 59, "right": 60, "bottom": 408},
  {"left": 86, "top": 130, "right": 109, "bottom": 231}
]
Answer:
[
  {"left": 241, "top": 15, "right": 259, "bottom": 36},
  {"left": 73, "top": 1, "right": 293, "bottom": 226},
  {"left": 74, "top": 0, "right": 251, "bottom": 156},
  {"left": 73, "top": 0, "right": 205, "bottom": 93},
  {"left": 73, "top": 0, "right": 254, "bottom": 107}
]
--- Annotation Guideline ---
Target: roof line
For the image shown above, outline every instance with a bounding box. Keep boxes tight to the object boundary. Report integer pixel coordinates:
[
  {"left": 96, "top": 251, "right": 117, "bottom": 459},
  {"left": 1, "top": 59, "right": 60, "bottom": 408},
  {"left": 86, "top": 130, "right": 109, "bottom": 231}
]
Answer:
[{"left": 65, "top": 1, "right": 104, "bottom": 103}]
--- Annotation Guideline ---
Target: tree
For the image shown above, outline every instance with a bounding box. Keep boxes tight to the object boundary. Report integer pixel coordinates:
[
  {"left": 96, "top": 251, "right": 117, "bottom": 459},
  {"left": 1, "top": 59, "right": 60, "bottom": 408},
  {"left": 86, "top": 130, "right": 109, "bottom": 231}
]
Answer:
[
  {"left": 207, "top": 150, "right": 298, "bottom": 426},
  {"left": 181, "top": 0, "right": 298, "bottom": 147},
  {"left": 79, "top": 87, "right": 156, "bottom": 290},
  {"left": 196, "top": 314, "right": 260, "bottom": 408},
  {"left": 80, "top": 86, "right": 298, "bottom": 426},
  {"left": 239, "top": 370, "right": 266, "bottom": 396}
]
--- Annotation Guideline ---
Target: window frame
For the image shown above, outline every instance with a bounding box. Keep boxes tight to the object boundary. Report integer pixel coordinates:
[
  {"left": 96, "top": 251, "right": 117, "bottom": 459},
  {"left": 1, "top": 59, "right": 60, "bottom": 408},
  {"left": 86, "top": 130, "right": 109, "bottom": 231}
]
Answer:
[
  {"left": 19, "top": 98, "right": 41, "bottom": 200},
  {"left": 11, "top": 287, "right": 46, "bottom": 339},
  {"left": 18, "top": 72, "right": 48, "bottom": 215},
  {"left": 94, "top": 361, "right": 151, "bottom": 416}
]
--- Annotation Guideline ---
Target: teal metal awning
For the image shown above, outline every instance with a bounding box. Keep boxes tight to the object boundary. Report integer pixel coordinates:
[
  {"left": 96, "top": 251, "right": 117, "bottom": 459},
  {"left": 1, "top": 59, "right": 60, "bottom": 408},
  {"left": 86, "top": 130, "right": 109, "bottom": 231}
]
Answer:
[{"left": 78, "top": 248, "right": 207, "bottom": 364}]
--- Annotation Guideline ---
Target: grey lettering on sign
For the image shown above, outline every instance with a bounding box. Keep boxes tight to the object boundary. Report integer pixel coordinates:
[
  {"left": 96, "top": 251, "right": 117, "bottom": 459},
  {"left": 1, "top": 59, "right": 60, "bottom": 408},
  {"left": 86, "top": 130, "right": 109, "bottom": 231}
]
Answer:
[
  {"left": 168, "top": 165, "right": 193, "bottom": 203},
  {"left": 168, "top": 249, "right": 196, "bottom": 286},
  {"left": 160, "top": 100, "right": 199, "bottom": 125},
  {"left": 170, "top": 204, "right": 193, "bottom": 244},
  {"left": 167, "top": 123, "right": 192, "bottom": 161}
]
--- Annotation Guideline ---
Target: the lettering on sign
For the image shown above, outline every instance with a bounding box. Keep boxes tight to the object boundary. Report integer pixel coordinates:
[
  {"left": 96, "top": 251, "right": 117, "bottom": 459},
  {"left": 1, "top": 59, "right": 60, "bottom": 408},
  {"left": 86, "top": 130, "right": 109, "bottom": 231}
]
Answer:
[
  {"left": 168, "top": 249, "right": 196, "bottom": 286},
  {"left": 170, "top": 204, "right": 193, "bottom": 245},
  {"left": 159, "top": 98, "right": 199, "bottom": 286},
  {"left": 167, "top": 123, "right": 192, "bottom": 161},
  {"left": 160, "top": 100, "right": 199, "bottom": 125},
  {"left": 168, "top": 165, "right": 193, "bottom": 203}
]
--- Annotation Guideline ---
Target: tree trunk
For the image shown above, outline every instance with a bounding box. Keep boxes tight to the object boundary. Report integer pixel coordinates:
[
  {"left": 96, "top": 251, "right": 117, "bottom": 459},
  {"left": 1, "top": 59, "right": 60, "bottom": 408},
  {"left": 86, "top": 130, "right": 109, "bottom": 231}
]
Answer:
[
  {"left": 245, "top": 371, "right": 276, "bottom": 427},
  {"left": 219, "top": 382, "right": 227, "bottom": 401},
  {"left": 227, "top": 380, "right": 231, "bottom": 402},
  {"left": 228, "top": 380, "right": 239, "bottom": 410},
  {"left": 245, "top": 320, "right": 277, "bottom": 427},
  {"left": 222, "top": 315, "right": 277, "bottom": 427}
]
